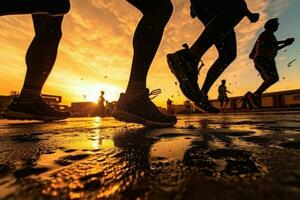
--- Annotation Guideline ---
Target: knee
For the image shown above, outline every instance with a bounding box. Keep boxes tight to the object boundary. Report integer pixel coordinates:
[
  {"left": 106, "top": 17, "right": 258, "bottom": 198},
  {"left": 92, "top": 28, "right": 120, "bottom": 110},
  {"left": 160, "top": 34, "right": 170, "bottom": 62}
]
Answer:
[
  {"left": 218, "top": 50, "right": 237, "bottom": 67},
  {"left": 270, "top": 75, "right": 279, "bottom": 84},
  {"left": 224, "top": 51, "right": 237, "bottom": 63},
  {"left": 36, "top": 28, "right": 62, "bottom": 42}
]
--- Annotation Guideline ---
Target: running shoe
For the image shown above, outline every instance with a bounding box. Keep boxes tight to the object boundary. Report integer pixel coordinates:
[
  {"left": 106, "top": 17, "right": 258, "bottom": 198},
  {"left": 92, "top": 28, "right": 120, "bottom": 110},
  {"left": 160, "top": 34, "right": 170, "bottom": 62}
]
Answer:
[
  {"left": 167, "top": 47, "right": 201, "bottom": 102},
  {"left": 167, "top": 45, "right": 220, "bottom": 114},
  {"left": 1, "top": 97, "right": 70, "bottom": 121},
  {"left": 112, "top": 89, "right": 177, "bottom": 127},
  {"left": 194, "top": 97, "right": 220, "bottom": 114}
]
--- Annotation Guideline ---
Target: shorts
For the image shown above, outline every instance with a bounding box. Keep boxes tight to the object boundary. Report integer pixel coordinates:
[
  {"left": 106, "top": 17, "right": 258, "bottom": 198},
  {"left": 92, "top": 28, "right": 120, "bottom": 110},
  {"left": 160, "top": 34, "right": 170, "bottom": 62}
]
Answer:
[
  {"left": 127, "top": 0, "right": 170, "bottom": 12},
  {"left": 190, "top": 0, "right": 247, "bottom": 24}
]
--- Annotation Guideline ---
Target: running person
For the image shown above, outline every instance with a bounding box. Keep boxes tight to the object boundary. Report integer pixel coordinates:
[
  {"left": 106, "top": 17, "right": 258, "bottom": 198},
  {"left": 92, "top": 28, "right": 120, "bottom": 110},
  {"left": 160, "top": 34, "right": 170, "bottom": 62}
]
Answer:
[
  {"left": 218, "top": 80, "right": 231, "bottom": 109},
  {"left": 167, "top": 0, "right": 259, "bottom": 113},
  {"left": 112, "top": 0, "right": 177, "bottom": 127},
  {"left": 1, "top": 0, "right": 71, "bottom": 121},
  {"left": 248, "top": 18, "right": 294, "bottom": 107}
]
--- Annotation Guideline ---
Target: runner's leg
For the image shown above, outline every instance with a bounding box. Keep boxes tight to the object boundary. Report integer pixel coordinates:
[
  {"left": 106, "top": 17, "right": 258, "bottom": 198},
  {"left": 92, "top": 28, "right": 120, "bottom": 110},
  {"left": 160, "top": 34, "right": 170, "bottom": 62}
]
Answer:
[
  {"left": 20, "top": 15, "right": 63, "bottom": 101},
  {"left": 201, "top": 31, "right": 237, "bottom": 96},
  {"left": 126, "top": 0, "right": 173, "bottom": 89},
  {"left": 189, "top": 12, "right": 244, "bottom": 60}
]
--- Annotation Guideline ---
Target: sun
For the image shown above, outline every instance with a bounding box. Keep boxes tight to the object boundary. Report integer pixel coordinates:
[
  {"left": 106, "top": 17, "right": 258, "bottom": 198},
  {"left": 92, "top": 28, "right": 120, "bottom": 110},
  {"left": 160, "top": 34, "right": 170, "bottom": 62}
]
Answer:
[{"left": 78, "top": 83, "right": 122, "bottom": 103}]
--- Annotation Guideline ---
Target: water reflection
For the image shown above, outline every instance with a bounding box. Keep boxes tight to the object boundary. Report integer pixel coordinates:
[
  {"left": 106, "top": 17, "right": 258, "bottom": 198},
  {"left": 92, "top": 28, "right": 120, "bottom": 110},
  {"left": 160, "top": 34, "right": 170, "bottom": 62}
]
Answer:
[{"left": 0, "top": 114, "right": 300, "bottom": 199}]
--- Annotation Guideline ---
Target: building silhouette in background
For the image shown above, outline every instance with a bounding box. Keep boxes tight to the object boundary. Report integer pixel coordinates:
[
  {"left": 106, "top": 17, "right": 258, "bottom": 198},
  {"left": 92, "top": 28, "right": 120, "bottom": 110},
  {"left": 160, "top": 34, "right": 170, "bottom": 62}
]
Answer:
[
  {"left": 0, "top": 92, "right": 69, "bottom": 118},
  {"left": 210, "top": 89, "right": 300, "bottom": 112},
  {"left": 1, "top": 89, "right": 300, "bottom": 118}
]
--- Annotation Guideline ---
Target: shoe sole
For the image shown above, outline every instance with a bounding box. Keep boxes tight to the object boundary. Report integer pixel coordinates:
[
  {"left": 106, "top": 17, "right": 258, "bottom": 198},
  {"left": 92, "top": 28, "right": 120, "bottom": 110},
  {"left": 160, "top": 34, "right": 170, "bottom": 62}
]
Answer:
[
  {"left": 167, "top": 54, "right": 199, "bottom": 101},
  {"left": 1, "top": 110, "right": 69, "bottom": 122},
  {"left": 167, "top": 54, "right": 220, "bottom": 114},
  {"left": 112, "top": 109, "right": 176, "bottom": 128}
]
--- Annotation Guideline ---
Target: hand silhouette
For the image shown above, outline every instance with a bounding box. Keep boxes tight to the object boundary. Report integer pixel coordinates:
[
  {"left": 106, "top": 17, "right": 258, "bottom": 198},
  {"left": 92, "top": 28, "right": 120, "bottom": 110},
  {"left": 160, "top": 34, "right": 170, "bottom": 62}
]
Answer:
[{"left": 285, "top": 38, "right": 295, "bottom": 46}]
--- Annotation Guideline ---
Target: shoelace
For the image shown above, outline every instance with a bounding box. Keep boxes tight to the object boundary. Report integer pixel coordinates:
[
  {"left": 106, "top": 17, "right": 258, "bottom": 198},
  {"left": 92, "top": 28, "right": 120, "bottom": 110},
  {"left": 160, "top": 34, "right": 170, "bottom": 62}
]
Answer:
[{"left": 149, "top": 89, "right": 162, "bottom": 100}]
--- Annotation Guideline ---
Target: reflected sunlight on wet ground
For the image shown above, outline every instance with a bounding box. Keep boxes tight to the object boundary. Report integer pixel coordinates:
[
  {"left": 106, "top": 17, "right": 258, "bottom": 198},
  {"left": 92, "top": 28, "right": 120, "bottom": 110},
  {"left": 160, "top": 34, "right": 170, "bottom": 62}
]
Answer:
[{"left": 0, "top": 114, "right": 300, "bottom": 199}]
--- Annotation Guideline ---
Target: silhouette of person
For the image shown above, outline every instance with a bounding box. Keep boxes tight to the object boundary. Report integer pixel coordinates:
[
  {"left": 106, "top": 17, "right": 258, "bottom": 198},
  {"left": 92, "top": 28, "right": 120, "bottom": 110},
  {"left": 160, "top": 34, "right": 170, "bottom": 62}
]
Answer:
[
  {"left": 218, "top": 80, "right": 231, "bottom": 109},
  {"left": 112, "top": 0, "right": 177, "bottom": 127},
  {"left": 167, "top": 99, "right": 175, "bottom": 114},
  {"left": 249, "top": 18, "right": 294, "bottom": 107},
  {"left": 167, "top": 0, "right": 259, "bottom": 113},
  {"left": 1, "top": 0, "right": 70, "bottom": 121},
  {"left": 98, "top": 91, "right": 106, "bottom": 117}
]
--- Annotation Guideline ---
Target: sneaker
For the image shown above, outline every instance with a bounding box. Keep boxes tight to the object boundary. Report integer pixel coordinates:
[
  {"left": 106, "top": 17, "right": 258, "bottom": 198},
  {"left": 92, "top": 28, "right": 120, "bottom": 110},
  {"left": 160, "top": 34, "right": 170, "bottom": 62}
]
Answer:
[
  {"left": 167, "top": 46, "right": 220, "bottom": 114},
  {"left": 1, "top": 97, "right": 70, "bottom": 121},
  {"left": 112, "top": 90, "right": 177, "bottom": 127},
  {"left": 167, "top": 46, "right": 204, "bottom": 102}
]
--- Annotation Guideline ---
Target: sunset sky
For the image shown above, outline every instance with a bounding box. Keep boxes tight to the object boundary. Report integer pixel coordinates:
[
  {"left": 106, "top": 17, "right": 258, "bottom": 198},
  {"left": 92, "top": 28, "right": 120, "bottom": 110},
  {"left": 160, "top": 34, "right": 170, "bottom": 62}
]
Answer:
[{"left": 0, "top": 0, "right": 299, "bottom": 107}]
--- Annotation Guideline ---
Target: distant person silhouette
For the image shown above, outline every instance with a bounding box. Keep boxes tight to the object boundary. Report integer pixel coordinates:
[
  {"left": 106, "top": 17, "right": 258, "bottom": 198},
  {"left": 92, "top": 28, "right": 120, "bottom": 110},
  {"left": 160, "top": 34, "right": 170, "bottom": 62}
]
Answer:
[
  {"left": 248, "top": 18, "right": 295, "bottom": 107},
  {"left": 167, "top": 0, "right": 259, "bottom": 113},
  {"left": 218, "top": 80, "right": 231, "bottom": 109},
  {"left": 167, "top": 99, "right": 175, "bottom": 114},
  {"left": 112, "top": 0, "right": 177, "bottom": 127},
  {"left": 98, "top": 91, "right": 106, "bottom": 117},
  {"left": 1, "top": 0, "right": 70, "bottom": 121}
]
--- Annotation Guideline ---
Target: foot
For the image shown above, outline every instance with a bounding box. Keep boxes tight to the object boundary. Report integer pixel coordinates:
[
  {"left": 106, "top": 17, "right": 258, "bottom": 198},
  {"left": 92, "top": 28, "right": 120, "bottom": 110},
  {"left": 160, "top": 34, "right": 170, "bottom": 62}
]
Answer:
[
  {"left": 1, "top": 97, "right": 70, "bottom": 121},
  {"left": 253, "top": 93, "right": 262, "bottom": 108},
  {"left": 112, "top": 90, "right": 177, "bottom": 127},
  {"left": 245, "top": 92, "right": 259, "bottom": 109},
  {"left": 194, "top": 97, "right": 220, "bottom": 114},
  {"left": 167, "top": 46, "right": 203, "bottom": 102}
]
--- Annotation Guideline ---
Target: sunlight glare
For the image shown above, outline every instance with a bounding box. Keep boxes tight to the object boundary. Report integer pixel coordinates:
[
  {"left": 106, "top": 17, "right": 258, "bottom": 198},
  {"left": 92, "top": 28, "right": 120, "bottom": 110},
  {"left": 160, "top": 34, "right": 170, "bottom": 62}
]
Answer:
[{"left": 78, "top": 83, "right": 122, "bottom": 103}]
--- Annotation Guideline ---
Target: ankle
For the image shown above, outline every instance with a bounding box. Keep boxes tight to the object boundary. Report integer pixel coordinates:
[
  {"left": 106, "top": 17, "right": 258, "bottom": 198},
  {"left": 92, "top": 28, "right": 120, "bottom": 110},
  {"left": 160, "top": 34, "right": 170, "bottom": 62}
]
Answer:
[
  {"left": 19, "top": 89, "right": 41, "bottom": 103},
  {"left": 125, "top": 81, "right": 146, "bottom": 97}
]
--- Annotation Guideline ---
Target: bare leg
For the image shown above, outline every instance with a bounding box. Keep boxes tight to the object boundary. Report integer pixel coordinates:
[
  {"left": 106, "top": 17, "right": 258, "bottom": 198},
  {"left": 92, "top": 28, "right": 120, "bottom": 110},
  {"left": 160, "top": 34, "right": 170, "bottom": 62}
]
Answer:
[
  {"left": 112, "top": 0, "right": 176, "bottom": 127},
  {"left": 20, "top": 15, "right": 63, "bottom": 100},
  {"left": 201, "top": 31, "right": 237, "bottom": 96},
  {"left": 127, "top": 0, "right": 173, "bottom": 86},
  {"left": 190, "top": 12, "right": 244, "bottom": 60},
  {"left": 254, "top": 57, "right": 279, "bottom": 96}
]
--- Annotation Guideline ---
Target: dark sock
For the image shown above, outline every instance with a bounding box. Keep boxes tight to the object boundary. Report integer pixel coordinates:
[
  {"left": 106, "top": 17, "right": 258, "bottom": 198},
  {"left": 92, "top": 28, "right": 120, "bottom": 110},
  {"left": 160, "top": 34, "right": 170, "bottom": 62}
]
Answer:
[
  {"left": 125, "top": 81, "right": 146, "bottom": 99},
  {"left": 19, "top": 89, "right": 41, "bottom": 103}
]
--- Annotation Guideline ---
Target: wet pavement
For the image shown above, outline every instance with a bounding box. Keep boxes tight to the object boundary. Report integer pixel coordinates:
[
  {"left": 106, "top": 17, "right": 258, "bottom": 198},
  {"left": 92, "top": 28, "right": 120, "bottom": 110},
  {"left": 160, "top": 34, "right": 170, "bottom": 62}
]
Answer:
[{"left": 0, "top": 113, "right": 300, "bottom": 200}]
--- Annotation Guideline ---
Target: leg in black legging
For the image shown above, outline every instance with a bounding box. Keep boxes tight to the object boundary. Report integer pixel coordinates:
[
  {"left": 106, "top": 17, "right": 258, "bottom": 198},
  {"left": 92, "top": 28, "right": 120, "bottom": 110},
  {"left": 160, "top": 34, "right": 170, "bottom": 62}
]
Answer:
[
  {"left": 201, "top": 31, "right": 237, "bottom": 96},
  {"left": 0, "top": 0, "right": 70, "bottom": 16},
  {"left": 126, "top": 0, "right": 173, "bottom": 86},
  {"left": 20, "top": 15, "right": 63, "bottom": 100}
]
